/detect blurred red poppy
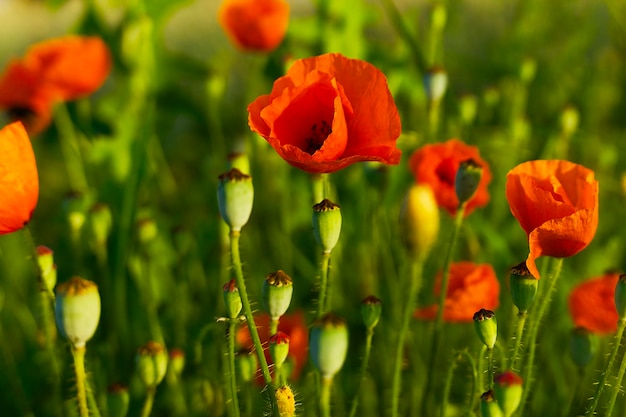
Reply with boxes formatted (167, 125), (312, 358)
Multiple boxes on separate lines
(236, 311), (308, 380)
(415, 262), (500, 322)
(248, 53), (402, 173)
(0, 122), (38, 235)
(218, 0), (289, 52)
(409, 139), (491, 217)
(0, 36), (111, 135)
(506, 160), (599, 278)
(568, 272), (619, 335)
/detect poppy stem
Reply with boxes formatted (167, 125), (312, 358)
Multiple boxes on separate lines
(518, 257), (563, 416)
(71, 346), (90, 417)
(390, 258), (424, 417)
(139, 387), (156, 417)
(509, 312), (528, 372)
(317, 251), (332, 318)
(585, 319), (626, 416)
(379, 0), (427, 73)
(348, 326), (375, 417)
(605, 331), (626, 416)
(53, 103), (89, 192)
(320, 376), (333, 417)
(229, 230), (279, 416)
(228, 318), (241, 417)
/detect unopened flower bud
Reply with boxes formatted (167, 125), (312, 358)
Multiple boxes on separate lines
(455, 159), (483, 206)
(616, 274), (626, 322)
(519, 57), (537, 83)
(459, 94), (478, 125)
(217, 169), (254, 232)
(270, 332), (290, 369)
(64, 191), (88, 235)
(236, 348), (258, 383)
(276, 385), (296, 417)
(136, 218), (158, 245)
(263, 270), (294, 320)
(312, 199), (342, 253)
(37, 246), (56, 295)
(430, 3), (447, 31)
(55, 277), (101, 348)
(88, 203), (112, 246)
(473, 309), (497, 349)
(136, 341), (168, 388)
(309, 313), (348, 380)
(361, 295), (382, 330)
(494, 370), (523, 417)
(570, 327), (598, 368)
(400, 184), (439, 259)
(223, 279), (242, 319)
(510, 262), (538, 314)
(106, 383), (130, 417)
(560, 105), (579, 137)
(169, 348), (185, 376)
(423, 66), (448, 103)
(480, 390), (503, 417)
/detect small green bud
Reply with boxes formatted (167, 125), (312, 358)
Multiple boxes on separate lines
(269, 331), (290, 369)
(228, 152), (250, 175)
(312, 199), (342, 254)
(519, 57), (537, 83)
(455, 159), (483, 206)
(494, 370), (523, 417)
(459, 94), (478, 125)
(361, 295), (382, 330)
(55, 277), (101, 348)
(136, 341), (168, 388)
(423, 66), (448, 103)
(570, 327), (598, 368)
(136, 218), (158, 245)
(473, 309), (497, 349)
(168, 348), (186, 376)
(430, 3), (447, 31)
(236, 348), (258, 383)
(171, 226), (194, 256)
(400, 184), (440, 259)
(37, 246), (57, 295)
(560, 105), (579, 137)
(223, 279), (242, 319)
(63, 191), (89, 235)
(106, 384), (130, 417)
(615, 274), (626, 322)
(309, 313), (348, 380)
(217, 169), (254, 232)
(510, 261), (538, 314)
(480, 390), (503, 417)
(263, 270), (294, 320)
(88, 203), (112, 246)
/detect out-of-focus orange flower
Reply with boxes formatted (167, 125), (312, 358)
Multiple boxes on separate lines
(506, 160), (599, 278)
(414, 262), (500, 322)
(409, 139), (491, 217)
(218, 0), (289, 52)
(248, 53), (402, 173)
(236, 311), (308, 380)
(0, 122), (38, 235)
(568, 272), (619, 335)
(0, 36), (111, 135)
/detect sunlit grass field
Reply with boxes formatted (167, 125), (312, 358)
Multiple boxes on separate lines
(1, 0), (626, 416)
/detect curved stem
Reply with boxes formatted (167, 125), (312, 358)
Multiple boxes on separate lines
(230, 231), (278, 415)
(317, 252), (332, 318)
(585, 319), (626, 416)
(509, 312), (528, 372)
(72, 346), (89, 417)
(348, 327), (374, 417)
(391, 259), (424, 417)
(139, 387), (156, 417)
(228, 320), (241, 417)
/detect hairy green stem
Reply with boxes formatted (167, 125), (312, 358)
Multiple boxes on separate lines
(509, 312), (528, 372)
(478, 345), (487, 391)
(487, 347), (494, 390)
(228, 320), (241, 417)
(606, 330), (626, 416)
(348, 327), (375, 417)
(72, 346), (89, 417)
(318, 252), (332, 318)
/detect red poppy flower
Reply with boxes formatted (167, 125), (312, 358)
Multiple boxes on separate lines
(568, 272), (619, 335)
(0, 122), (39, 235)
(218, 0), (289, 52)
(505, 160), (599, 278)
(409, 139), (491, 216)
(0, 36), (111, 135)
(414, 262), (500, 322)
(248, 53), (402, 173)
(236, 311), (308, 380)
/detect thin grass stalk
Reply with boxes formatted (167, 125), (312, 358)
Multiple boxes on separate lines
(348, 326), (375, 417)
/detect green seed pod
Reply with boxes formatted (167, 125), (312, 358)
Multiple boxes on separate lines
(37, 246), (56, 295)
(136, 341), (168, 388)
(55, 277), (101, 348)
(309, 313), (348, 380)
(361, 295), (382, 330)
(217, 169), (254, 232)
(169, 348), (186, 376)
(63, 191), (88, 236)
(136, 218), (158, 245)
(560, 105), (579, 137)
(423, 66), (448, 103)
(510, 261), (538, 314)
(455, 159), (483, 206)
(459, 94), (478, 125)
(269, 331), (290, 369)
(399, 184), (440, 260)
(494, 370), (523, 417)
(519, 57), (537, 83)
(473, 309), (497, 349)
(263, 270), (294, 320)
(569, 327), (598, 368)
(480, 390), (503, 417)
(106, 383), (130, 417)
(236, 348), (258, 383)
(312, 199), (342, 254)
(615, 274), (626, 322)
(88, 203), (112, 247)
(223, 279), (242, 319)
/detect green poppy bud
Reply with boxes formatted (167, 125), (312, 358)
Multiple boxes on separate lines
(270, 331), (290, 369)
(361, 295), (382, 330)
(55, 277), (101, 348)
(569, 327), (598, 368)
(88, 203), (112, 247)
(309, 313), (348, 380)
(615, 274), (626, 322)
(217, 168), (254, 233)
(519, 57), (537, 83)
(136, 218), (158, 245)
(136, 341), (168, 388)
(480, 390), (503, 417)
(423, 66), (448, 103)
(37, 246), (56, 295)
(473, 309), (497, 349)
(460, 94), (478, 125)
(494, 370), (523, 417)
(400, 184), (440, 260)
(236, 348), (258, 383)
(455, 159), (483, 206)
(510, 261), (538, 315)
(560, 105), (579, 137)
(263, 270), (294, 321)
(106, 384), (130, 417)
(312, 199), (342, 254)
(430, 3), (447, 31)
(169, 348), (186, 376)
(223, 279), (242, 319)
(63, 191), (88, 236)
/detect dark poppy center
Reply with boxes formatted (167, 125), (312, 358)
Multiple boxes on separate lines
(8, 106), (36, 120)
(435, 158), (456, 186)
(304, 120), (332, 155)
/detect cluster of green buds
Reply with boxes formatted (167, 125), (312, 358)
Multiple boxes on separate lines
(37, 245), (57, 296)
(106, 383), (130, 417)
(400, 184), (440, 260)
(312, 199), (342, 254)
(263, 270), (294, 323)
(136, 341), (168, 389)
(217, 168), (254, 233)
(473, 309), (497, 350)
(54, 276), (101, 349)
(509, 261), (538, 315)
(309, 313), (348, 381)
(455, 159), (483, 206)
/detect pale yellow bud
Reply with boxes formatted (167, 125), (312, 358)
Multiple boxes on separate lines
(400, 184), (440, 259)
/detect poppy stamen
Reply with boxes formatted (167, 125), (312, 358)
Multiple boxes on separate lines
(305, 120), (332, 155)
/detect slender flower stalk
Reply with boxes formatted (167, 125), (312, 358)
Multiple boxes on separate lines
(53, 103), (89, 192)
(139, 388), (156, 417)
(606, 330), (626, 417)
(72, 346), (90, 417)
(312, 199), (341, 318)
(509, 313), (527, 372)
(228, 319), (241, 417)
(348, 326), (374, 417)
(318, 252), (332, 317)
